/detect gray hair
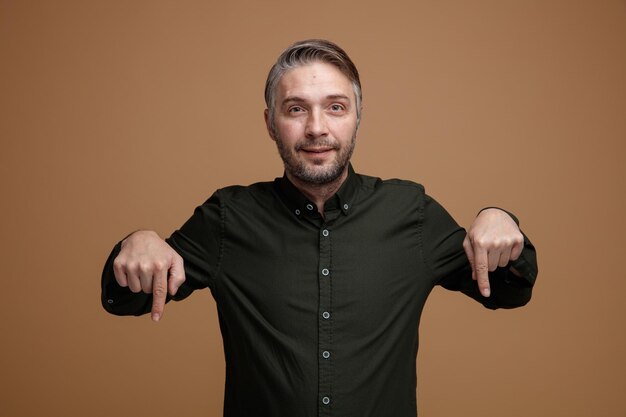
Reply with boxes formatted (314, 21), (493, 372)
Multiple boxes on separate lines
(264, 39), (362, 136)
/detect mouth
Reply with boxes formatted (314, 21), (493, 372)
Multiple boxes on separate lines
(301, 147), (335, 154)
(300, 148), (336, 162)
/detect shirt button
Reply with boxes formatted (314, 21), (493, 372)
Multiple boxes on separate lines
(322, 396), (331, 405)
(322, 229), (329, 237)
(322, 350), (330, 359)
(295, 209), (300, 215)
(107, 299), (114, 304)
(306, 203), (314, 211)
(322, 311), (330, 319)
(321, 268), (329, 276)
(343, 203), (349, 210)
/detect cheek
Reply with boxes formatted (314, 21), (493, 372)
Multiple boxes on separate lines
(331, 119), (358, 138)
(275, 120), (304, 142)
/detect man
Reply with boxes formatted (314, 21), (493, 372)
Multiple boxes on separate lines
(102, 39), (537, 417)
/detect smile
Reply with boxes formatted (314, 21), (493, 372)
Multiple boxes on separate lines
(301, 147), (335, 153)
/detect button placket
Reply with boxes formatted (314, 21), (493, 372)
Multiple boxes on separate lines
(318, 223), (333, 415)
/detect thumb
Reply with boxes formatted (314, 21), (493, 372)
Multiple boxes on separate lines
(168, 254), (186, 296)
(463, 235), (476, 281)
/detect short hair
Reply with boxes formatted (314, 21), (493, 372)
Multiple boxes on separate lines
(264, 39), (362, 135)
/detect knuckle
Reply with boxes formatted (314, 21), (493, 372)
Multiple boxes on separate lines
(474, 237), (488, 248)
(112, 263), (127, 284)
(126, 261), (139, 274)
(153, 284), (167, 298)
(171, 273), (185, 285)
(138, 261), (153, 274)
(112, 258), (124, 272)
(153, 260), (166, 272)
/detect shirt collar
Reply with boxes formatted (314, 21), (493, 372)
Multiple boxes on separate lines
(274, 164), (361, 218)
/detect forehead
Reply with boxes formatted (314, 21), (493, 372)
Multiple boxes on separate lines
(276, 62), (354, 102)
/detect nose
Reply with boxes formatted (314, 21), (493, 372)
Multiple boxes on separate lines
(305, 108), (329, 139)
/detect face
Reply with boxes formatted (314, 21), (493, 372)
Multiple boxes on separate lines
(265, 61), (360, 186)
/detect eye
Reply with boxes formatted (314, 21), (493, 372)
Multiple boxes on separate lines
(288, 106), (304, 113)
(330, 104), (345, 112)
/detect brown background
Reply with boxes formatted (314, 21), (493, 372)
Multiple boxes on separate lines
(1, 1), (625, 416)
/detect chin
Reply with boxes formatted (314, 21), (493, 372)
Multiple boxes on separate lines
(299, 165), (345, 184)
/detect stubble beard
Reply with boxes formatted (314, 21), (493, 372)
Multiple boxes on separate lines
(275, 133), (357, 185)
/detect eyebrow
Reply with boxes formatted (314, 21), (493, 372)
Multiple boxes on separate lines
(281, 94), (351, 106)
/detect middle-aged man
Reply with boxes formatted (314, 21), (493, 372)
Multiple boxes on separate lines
(102, 39), (538, 417)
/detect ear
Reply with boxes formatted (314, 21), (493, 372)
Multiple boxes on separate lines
(264, 109), (276, 141)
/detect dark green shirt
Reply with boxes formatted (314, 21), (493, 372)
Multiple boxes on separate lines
(102, 165), (537, 417)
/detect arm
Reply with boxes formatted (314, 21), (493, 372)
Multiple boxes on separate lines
(101, 192), (223, 320)
(462, 208), (531, 298)
(454, 216), (537, 309)
(422, 195), (538, 309)
(101, 231), (185, 321)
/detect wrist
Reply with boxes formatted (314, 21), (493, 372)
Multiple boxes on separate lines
(121, 230), (159, 247)
(477, 207), (519, 226)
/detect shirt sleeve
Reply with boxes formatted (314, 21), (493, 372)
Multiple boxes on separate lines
(101, 191), (223, 316)
(421, 194), (538, 310)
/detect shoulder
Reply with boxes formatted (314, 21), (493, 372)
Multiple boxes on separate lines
(356, 173), (460, 233)
(357, 172), (426, 199)
(350, 172), (434, 218)
(208, 180), (279, 209)
(357, 172), (424, 191)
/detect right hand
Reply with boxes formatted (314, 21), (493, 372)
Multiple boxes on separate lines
(112, 230), (185, 322)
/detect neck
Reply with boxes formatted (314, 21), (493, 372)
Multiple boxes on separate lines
(287, 167), (349, 217)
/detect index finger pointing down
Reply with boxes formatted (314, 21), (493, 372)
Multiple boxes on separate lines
(151, 267), (168, 322)
(473, 245), (491, 298)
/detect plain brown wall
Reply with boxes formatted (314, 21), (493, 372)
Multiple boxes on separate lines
(1, 1), (625, 416)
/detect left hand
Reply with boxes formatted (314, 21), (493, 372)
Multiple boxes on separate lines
(463, 208), (524, 297)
